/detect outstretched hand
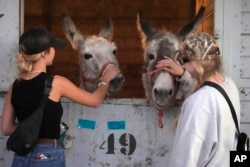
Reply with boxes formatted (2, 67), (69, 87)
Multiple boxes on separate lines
(155, 56), (184, 76)
(101, 65), (120, 83)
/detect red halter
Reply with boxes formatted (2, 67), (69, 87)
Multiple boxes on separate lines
(82, 61), (116, 87)
(147, 68), (165, 128)
(147, 67), (179, 128)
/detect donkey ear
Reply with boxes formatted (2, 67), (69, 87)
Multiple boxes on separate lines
(61, 13), (84, 50)
(99, 18), (113, 40)
(175, 6), (206, 41)
(136, 9), (157, 41)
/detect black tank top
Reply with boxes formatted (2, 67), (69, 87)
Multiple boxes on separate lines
(11, 72), (63, 139)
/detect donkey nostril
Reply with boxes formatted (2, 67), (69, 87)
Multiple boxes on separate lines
(154, 88), (173, 97)
(117, 75), (124, 83)
(154, 88), (159, 96)
(110, 74), (125, 85)
(169, 89), (173, 95)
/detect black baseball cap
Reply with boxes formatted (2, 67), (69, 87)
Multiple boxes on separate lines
(19, 27), (67, 55)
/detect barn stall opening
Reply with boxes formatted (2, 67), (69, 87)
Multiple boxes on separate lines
(1, 0), (249, 167)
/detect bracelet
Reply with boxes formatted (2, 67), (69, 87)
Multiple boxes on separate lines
(98, 81), (107, 87)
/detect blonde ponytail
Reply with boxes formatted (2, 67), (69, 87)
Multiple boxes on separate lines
(16, 53), (42, 78)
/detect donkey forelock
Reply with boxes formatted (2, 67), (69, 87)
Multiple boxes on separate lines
(145, 32), (179, 70)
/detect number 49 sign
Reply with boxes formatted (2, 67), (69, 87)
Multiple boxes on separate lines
(100, 133), (136, 155)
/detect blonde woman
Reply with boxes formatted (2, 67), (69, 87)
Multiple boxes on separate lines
(1, 27), (120, 167)
(158, 32), (240, 166)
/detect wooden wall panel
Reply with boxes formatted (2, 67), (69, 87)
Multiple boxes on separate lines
(24, 0), (197, 98)
(25, 0), (195, 18)
(196, 0), (214, 35)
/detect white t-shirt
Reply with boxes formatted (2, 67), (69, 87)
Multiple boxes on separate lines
(170, 77), (240, 167)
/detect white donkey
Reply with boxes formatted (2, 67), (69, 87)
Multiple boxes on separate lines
(61, 14), (125, 96)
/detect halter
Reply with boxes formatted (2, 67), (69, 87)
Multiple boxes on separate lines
(147, 67), (165, 128)
(147, 66), (179, 128)
(82, 61), (116, 88)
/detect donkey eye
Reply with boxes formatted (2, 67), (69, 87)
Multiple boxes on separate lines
(148, 54), (155, 60)
(84, 53), (92, 59)
(69, 32), (74, 39)
(113, 49), (117, 55)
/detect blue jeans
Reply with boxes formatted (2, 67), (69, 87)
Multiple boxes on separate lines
(11, 145), (65, 167)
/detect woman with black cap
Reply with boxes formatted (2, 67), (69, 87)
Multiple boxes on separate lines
(1, 27), (120, 167)
(157, 32), (240, 166)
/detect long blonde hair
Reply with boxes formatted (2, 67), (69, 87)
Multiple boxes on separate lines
(191, 54), (223, 91)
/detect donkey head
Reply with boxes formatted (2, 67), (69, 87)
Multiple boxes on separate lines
(61, 14), (125, 96)
(137, 7), (205, 111)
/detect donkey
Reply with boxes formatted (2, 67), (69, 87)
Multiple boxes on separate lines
(61, 14), (125, 96)
(136, 7), (205, 128)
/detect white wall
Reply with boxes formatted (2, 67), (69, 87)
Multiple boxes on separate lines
(62, 98), (178, 167)
(238, 0), (250, 134)
(0, 0), (21, 92)
(0, 0), (22, 166)
(1, 97), (179, 167)
(215, 0), (250, 133)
